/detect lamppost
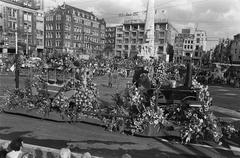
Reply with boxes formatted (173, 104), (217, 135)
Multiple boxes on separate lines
(15, 28), (19, 89)
(184, 53), (193, 88)
(26, 24), (29, 57)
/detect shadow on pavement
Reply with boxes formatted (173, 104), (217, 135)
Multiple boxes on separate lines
(0, 127), (213, 158)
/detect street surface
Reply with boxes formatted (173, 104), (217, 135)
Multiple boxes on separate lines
(209, 86), (240, 112)
(0, 113), (239, 158)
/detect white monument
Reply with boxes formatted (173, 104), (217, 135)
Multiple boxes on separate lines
(139, 0), (157, 60)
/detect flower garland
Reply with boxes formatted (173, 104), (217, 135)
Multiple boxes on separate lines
(180, 79), (222, 144)
(50, 77), (99, 121)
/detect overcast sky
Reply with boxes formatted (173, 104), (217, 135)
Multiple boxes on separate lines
(45, 0), (240, 50)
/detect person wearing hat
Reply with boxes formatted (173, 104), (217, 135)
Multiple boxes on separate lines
(132, 66), (149, 88)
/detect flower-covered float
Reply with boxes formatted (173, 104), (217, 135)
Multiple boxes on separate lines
(2, 57), (239, 145)
(101, 61), (239, 144)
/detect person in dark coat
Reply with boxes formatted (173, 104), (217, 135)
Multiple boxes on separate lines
(132, 66), (148, 88)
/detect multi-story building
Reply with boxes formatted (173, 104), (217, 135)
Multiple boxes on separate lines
(183, 34), (195, 57)
(212, 38), (232, 63)
(115, 25), (124, 57)
(0, 0), (44, 60)
(44, 3), (106, 59)
(105, 26), (116, 58)
(174, 28), (207, 65)
(230, 34), (240, 64)
(174, 28), (195, 63)
(108, 18), (178, 59)
(193, 30), (207, 65)
(121, 18), (178, 59)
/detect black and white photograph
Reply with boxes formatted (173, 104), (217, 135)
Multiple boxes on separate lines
(0, 0), (240, 157)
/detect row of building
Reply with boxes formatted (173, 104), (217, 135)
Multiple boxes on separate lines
(212, 34), (240, 64)
(0, 0), (207, 65)
(231, 34), (240, 63)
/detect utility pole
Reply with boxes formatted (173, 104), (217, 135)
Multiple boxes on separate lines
(184, 56), (192, 88)
(15, 30), (19, 89)
(26, 24), (29, 57)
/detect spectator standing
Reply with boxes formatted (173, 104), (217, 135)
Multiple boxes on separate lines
(82, 152), (91, 158)
(59, 148), (71, 158)
(6, 137), (24, 158)
(112, 69), (119, 88)
(108, 70), (112, 88)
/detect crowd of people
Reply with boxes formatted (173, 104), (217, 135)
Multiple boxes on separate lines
(0, 137), (132, 158)
(195, 66), (240, 88)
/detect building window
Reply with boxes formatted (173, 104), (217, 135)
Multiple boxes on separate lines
(56, 14), (61, 20)
(101, 25), (105, 30)
(83, 28), (91, 34)
(65, 24), (71, 31)
(124, 32), (129, 37)
(65, 33), (71, 39)
(92, 22), (99, 28)
(160, 32), (164, 37)
(117, 27), (122, 32)
(124, 45), (128, 50)
(184, 45), (187, 49)
(74, 26), (81, 32)
(46, 32), (53, 38)
(8, 21), (16, 30)
(190, 45), (193, 49)
(117, 34), (122, 38)
(160, 39), (164, 44)
(196, 38), (200, 43)
(7, 8), (17, 18)
(117, 45), (122, 49)
(46, 15), (53, 21)
(56, 24), (61, 30)
(84, 20), (91, 26)
(64, 41), (71, 47)
(37, 30), (43, 36)
(196, 45), (199, 50)
(139, 32), (144, 37)
(74, 35), (81, 40)
(195, 52), (198, 57)
(46, 24), (53, 30)
(131, 45), (136, 50)
(56, 32), (61, 38)
(66, 15), (71, 22)
(131, 39), (136, 44)
(235, 49), (237, 54)
(117, 39), (122, 44)
(56, 41), (61, 47)
(46, 40), (52, 47)
(24, 12), (32, 22)
(37, 39), (43, 46)
(132, 32), (137, 37)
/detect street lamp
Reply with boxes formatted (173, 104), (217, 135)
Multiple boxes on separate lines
(15, 27), (19, 89)
(26, 24), (29, 57)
